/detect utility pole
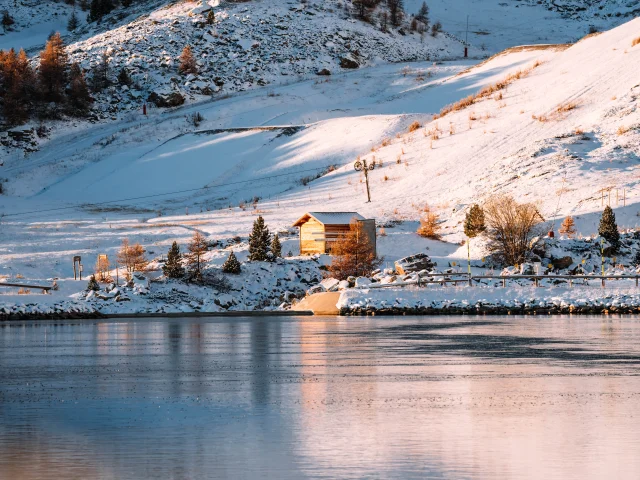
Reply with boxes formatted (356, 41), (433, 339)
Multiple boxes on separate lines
(464, 15), (469, 58)
(354, 158), (376, 203)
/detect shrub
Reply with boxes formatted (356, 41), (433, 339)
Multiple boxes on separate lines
(87, 275), (100, 291)
(416, 204), (441, 239)
(484, 195), (544, 266)
(222, 251), (241, 274)
(408, 121), (421, 132)
(598, 206), (620, 253)
(464, 204), (486, 238)
(328, 221), (381, 280)
(632, 37), (640, 47)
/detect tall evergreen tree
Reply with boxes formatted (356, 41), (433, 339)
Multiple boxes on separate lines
(91, 52), (110, 91)
(38, 32), (69, 102)
(598, 205), (620, 253)
(67, 10), (79, 31)
(186, 231), (209, 281)
(271, 233), (282, 259)
(1, 11), (14, 31)
(248, 216), (271, 261)
(68, 62), (91, 112)
(464, 204), (486, 238)
(163, 241), (185, 278)
(222, 251), (241, 274)
(415, 1), (429, 24)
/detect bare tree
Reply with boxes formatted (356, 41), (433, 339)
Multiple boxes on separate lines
(483, 195), (545, 266)
(328, 221), (381, 280)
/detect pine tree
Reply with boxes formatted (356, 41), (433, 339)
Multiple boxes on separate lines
(178, 45), (197, 75)
(464, 204), (486, 238)
(558, 216), (577, 237)
(68, 62), (91, 112)
(79, 0), (89, 11)
(271, 233), (282, 259)
(222, 251), (241, 274)
(87, 275), (100, 291)
(598, 206), (620, 253)
(633, 249), (640, 267)
(91, 52), (110, 91)
(67, 10), (79, 31)
(206, 9), (215, 25)
(117, 67), (131, 85)
(38, 32), (69, 102)
(163, 241), (185, 278)
(1, 11), (14, 31)
(431, 20), (442, 36)
(248, 216), (271, 261)
(328, 221), (381, 280)
(186, 231), (209, 281)
(415, 1), (429, 24)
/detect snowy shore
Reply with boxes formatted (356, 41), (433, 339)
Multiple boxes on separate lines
(337, 285), (640, 316)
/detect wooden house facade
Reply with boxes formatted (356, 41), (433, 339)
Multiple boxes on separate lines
(292, 212), (376, 255)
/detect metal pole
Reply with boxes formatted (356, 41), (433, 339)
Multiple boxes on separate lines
(601, 238), (605, 287)
(364, 168), (371, 203)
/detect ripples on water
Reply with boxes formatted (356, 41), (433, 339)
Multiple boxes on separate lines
(0, 315), (639, 479)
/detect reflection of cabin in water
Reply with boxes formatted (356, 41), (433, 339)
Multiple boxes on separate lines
(292, 212), (376, 255)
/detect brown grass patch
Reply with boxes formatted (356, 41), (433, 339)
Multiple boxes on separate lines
(617, 125), (630, 135)
(632, 36), (640, 47)
(408, 121), (422, 132)
(556, 101), (578, 113)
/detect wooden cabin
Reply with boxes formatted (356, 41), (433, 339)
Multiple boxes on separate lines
(292, 212), (376, 255)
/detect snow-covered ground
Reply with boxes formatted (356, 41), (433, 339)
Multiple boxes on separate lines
(0, 11), (638, 315)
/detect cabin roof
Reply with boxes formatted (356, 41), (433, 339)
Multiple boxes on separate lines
(292, 211), (365, 227)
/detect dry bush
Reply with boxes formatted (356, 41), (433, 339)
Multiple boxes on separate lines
(632, 36), (640, 47)
(449, 123), (456, 135)
(378, 226), (387, 237)
(532, 114), (548, 122)
(574, 127), (584, 135)
(556, 101), (578, 113)
(381, 137), (391, 147)
(396, 155), (401, 164)
(494, 92), (503, 101)
(617, 125), (630, 135)
(328, 221), (381, 280)
(483, 195), (545, 266)
(383, 175), (389, 181)
(17, 288), (31, 295)
(416, 204), (441, 239)
(408, 121), (421, 132)
(468, 112), (478, 121)
(558, 216), (577, 237)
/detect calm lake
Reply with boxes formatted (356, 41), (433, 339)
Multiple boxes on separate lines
(1, 315), (639, 479)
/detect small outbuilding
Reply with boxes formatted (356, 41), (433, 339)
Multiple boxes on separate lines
(292, 212), (376, 255)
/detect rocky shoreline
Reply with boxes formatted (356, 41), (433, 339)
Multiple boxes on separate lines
(340, 305), (640, 316)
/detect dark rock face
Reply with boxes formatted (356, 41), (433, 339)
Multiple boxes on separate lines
(552, 256), (573, 269)
(147, 92), (185, 108)
(339, 57), (359, 69)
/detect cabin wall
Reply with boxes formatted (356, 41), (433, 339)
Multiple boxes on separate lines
(300, 218), (325, 254)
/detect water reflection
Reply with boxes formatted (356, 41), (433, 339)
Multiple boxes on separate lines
(0, 316), (639, 479)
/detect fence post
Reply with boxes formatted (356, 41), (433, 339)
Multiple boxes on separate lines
(502, 277), (506, 288)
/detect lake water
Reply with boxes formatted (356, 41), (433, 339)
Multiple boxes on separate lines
(1, 315), (639, 479)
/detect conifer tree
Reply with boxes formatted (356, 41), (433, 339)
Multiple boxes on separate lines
(186, 231), (209, 281)
(271, 233), (282, 259)
(87, 275), (100, 291)
(117, 67), (131, 85)
(68, 62), (91, 112)
(38, 32), (69, 102)
(79, 0), (89, 11)
(178, 45), (197, 75)
(67, 10), (79, 31)
(206, 9), (215, 25)
(122, 0), (132, 7)
(633, 249), (640, 267)
(91, 52), (110, 91)
(248, 216), (271, 261)
(1, 11), (14, 31)
(464, 204), (486, 238)
(415, 1), (429, 24)
(222, 251), (241, 274)
(163, 241), (185, 278)
(598, 206), (620, 253)
(558, 216), (577, 238)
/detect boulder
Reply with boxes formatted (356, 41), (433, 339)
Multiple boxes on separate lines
(147, 91), (185, 108)
(395, 253), (435, 275)
(317, 68), (331, 75)
(339, 57), (359, 69)
(354, 277), (371, 288)
(551, 256), (573, 269)
(320, 277), (340, 292)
